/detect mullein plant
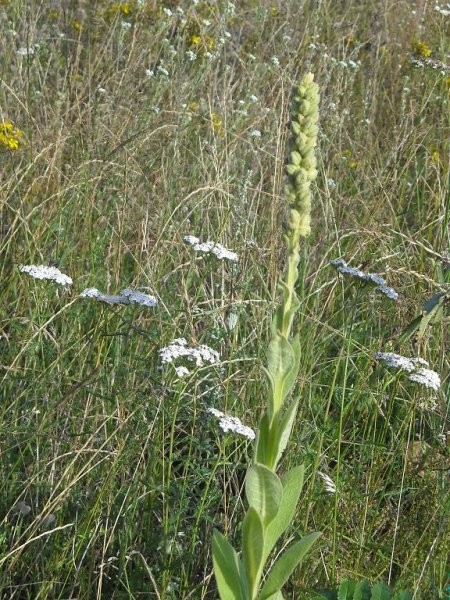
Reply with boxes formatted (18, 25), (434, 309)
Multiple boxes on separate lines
(212, 73), (321, 600)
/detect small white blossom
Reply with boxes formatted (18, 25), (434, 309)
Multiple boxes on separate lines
(330, 258), (398, 300)
(162, 7), (173, 16)
(159, 338), (219, 367)
(250, 129), (262, 138)
(19, 265), (73, 286)
(318, 471), (336, 494)
(80, 288), (157, 307)
(207, 408), (255, 440)
(184, 235), (238, 262)
(407, 368), (441, 391)
(186, 50), (197, 61)
(326, 178), (336, 189)
(249, 94), (258, 102)
(157, 65), (169, 77)
(175, 366), (190, 378)
(145, 69), (154, 78)
(374, 352), (441, 391)
(271, 55), (280, 67)
(17, 46), (35, 56)
(435, 4), (450, 15)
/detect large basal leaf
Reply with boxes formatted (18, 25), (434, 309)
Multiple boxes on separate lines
(258, 532), (321, 599)
(264, 465), (305, 561)
(353, 579), (371, 600)
(242, 508), (265, 596)
(392, 590), (413, 600)
(246, 463), (283, 526)
(212, 530), (245, 600)
(337, 579), (355, 600)
(371, 583), (392, 600)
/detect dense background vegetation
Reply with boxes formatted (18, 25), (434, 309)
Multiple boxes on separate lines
(0, 0), (448, 598)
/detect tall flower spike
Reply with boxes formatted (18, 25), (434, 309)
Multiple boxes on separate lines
(285, 73), (320, 240)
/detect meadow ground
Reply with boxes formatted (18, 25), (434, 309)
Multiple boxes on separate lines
(0, 1), (449, 598)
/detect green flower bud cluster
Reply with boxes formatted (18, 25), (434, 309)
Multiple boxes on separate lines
(285, 73), (320, 238)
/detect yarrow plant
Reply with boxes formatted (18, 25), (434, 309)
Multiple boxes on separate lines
(374, 352), (441, 391)
(80, 287), (158, 307)
(19, 264), (72, 286)
(184, 235), (238, 262)
(212, 73), (321, 600)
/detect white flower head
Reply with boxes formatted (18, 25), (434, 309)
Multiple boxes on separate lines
(175, 366), (190, 378)
(207, 408), (255, 440)
(330, 258), (398, 300)
(80, 287), (157, 307)
(159, 338), (219, 367)
(17, 46), (35, 56)
(374, 352), (441, 391)
(19, 265), (73, 286)
(184, 235), (238, 262)
(318, 471), (336, 494)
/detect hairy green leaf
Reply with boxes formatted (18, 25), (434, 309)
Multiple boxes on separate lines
(338, 579), (355, 600)
(371, 583), (392, 600)
(353, 579), (371, 600)
(273, 398), (299, 469)
(259, 532), (321, 599)
(212, 530), (245, 600)
(242, 508), (265, 596)
(246, 463), (283, 526)
(264, 465), (305, 561)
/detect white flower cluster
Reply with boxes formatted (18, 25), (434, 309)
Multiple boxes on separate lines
(330, 258), (398, 300)
(80, 287), (157, 308)
(374, 352), (441, 391)
(411, 56), (450, 75)
(318, 471), (336, 494)
(19, 264), (73, 286)
(434, 3), (450, 16)
(183, 235), (238, 262)
(159, 338), (219, 367)
(207, 408), (255, 440)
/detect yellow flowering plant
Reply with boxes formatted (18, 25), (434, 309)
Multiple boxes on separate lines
(0, 120), (23, 151)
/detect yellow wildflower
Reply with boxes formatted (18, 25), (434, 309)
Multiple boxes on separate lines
(0, 120), (23, 151)
(210, 112), (224, 136)
(413, 41), (432, 58)
(71, 19), (82, 31)
(190, 34), (215, 53)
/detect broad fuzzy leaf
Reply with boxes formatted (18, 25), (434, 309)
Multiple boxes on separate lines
(259, 532), (321, 599)
(371, 583), (392, 600)
(353, 579), (371, 600)
(273, 398), (299, 469)
(338, 579), (355, 600)
(264, 465), (305, 561)
(212, 530), (245, 600)
(246, 464), (283, 525)
(242, 508), (265, 596)
(392, 591), (413, 600)
(266, 335), (295, 414)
